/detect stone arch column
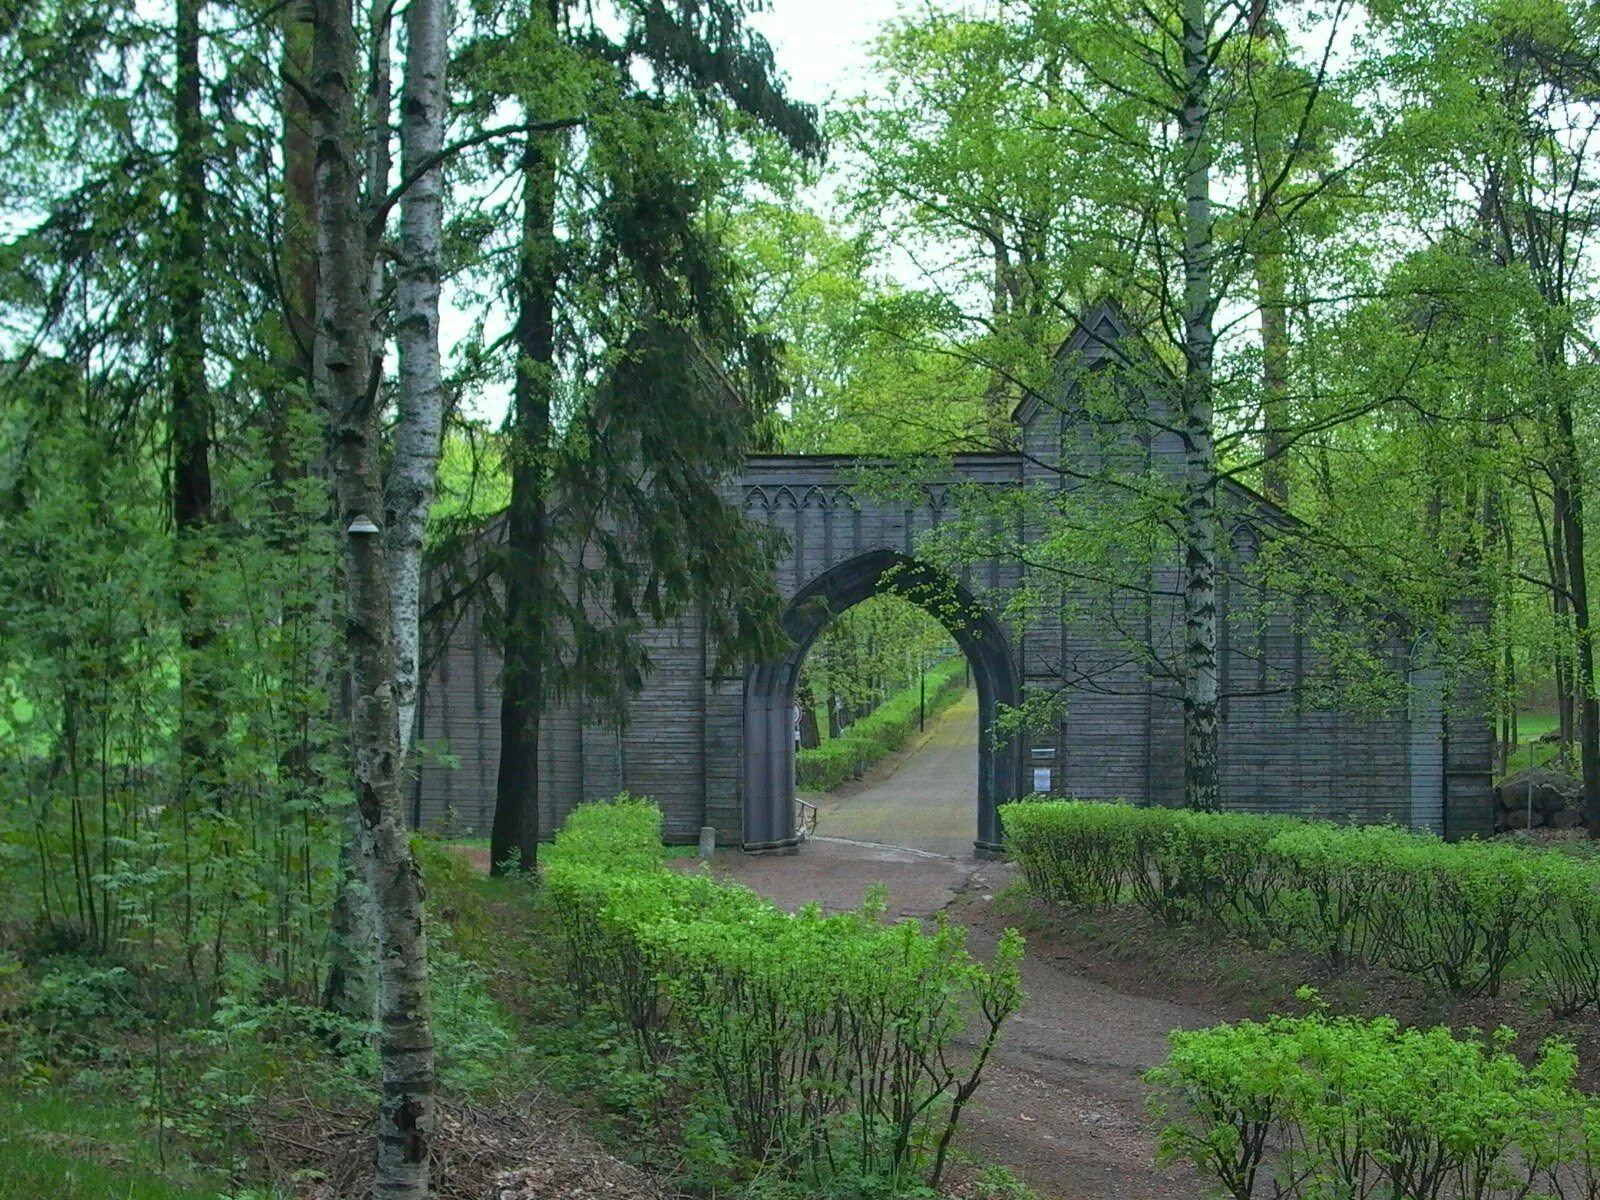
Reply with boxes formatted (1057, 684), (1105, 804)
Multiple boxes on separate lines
(742, 549), (1023, 855)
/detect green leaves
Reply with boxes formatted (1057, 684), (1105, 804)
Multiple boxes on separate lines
(1149, 1010), (1592, 1199)
(543, 796), (1026, 1189)
(1004, 799), (1600, 1008)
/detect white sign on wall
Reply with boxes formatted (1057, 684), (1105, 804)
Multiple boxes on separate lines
(1032, 767), (1051, 794)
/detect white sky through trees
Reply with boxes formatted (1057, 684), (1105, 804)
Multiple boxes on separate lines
(748, 0), (902, 107)
(451, 0), (902, 423)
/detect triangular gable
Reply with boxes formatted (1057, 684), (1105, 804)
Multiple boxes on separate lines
(1013, 297), (1134, 426)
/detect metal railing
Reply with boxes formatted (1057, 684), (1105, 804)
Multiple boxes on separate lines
(795, 798), (819, 841)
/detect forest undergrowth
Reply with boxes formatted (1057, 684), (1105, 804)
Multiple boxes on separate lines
(0, 823), (1041, 1200)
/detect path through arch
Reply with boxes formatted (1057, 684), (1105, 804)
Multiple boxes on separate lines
(813, 686), (980, 857)
(741, 549), (1023, 855)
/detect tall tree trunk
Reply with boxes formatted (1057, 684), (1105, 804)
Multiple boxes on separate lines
(1254, 215), (1290, 503)
(1552, 385), (1600, 830)
(386, 0), (449, 760)
(365, 0), (393, 323)
(173, 0), (210, 551)
(308, 0), (435, 1192)
(1550, 489), (1577, 759)
(795, 677), (821, 750)
(171, 0), (218, 980)
(1248, 0), (1290, 505)
(492, 75), (561, 877)
(279, 3), (318, 385)
(983, 230), (1012, 438)
(277, 3), (370, 1019)
(1498, 510), (1516, 775)
(1179, 0), (1221, 811)
(1527, 476), (1574, 758)
(325, 0), (397, 1023)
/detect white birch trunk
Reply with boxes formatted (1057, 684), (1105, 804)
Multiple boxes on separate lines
(323, 0), (393, 1030)
(1179, 0), (1222, 811)
(386, 0), (449, 760)
(309, 0), (436, 1194)
(366, 0), (392, 324)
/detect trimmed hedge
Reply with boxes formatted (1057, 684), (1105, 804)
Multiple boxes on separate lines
(544, 797), (1025, 1190)
(1003, 799), (1600, 1009)
(796, 657), (967, 791)
(1150, 1009), (1600, 1200)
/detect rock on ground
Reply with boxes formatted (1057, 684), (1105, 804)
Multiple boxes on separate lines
(1496, 766), (1582, 831)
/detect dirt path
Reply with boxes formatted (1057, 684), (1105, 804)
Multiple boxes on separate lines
(450, 690), (1217, 1197)
(702, 695), (1217, 1196)
(695, 837), (1218, 1200)
(807, 687), (980, 857)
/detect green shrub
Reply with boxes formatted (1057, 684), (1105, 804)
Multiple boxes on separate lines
(1003, 801), (1293, 927)
(794, 739), (859, 791)
(1003, 798), (1148, 906)
(796, 658), (966, 791)
(1002, 799), (1600, 1009)
(544, 797), (1025, 1191)
(1148, 1008), (1598, 1200)
(1527, 853), (1600, 1015)
(1264, 821), (1418, 970)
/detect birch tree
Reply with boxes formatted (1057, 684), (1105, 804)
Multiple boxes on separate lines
(1177, 0), (1222, 810)
(848, 0), (1377, 810)
(307, 0), (436, 1190)
(386, 0), (450, 758)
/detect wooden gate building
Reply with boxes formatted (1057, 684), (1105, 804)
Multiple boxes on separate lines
(413, 303), (1494, 853)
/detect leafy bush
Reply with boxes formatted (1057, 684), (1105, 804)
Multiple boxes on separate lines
(1527, 853), (1600, 1015)
(1148, 1006), (1600, 1200)
(544, 797), (1025, 1191)
(1003, 799), (1600, 1008)
(796, 658), (967, 791)
(1004, 801), (1292, 927)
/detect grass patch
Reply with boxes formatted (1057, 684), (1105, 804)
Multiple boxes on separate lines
(1491, 711), (1574, 780)
(1518, 711), (1558, 742)
(1502, 739), (1566, 775)
(0, 1087), (233, 1200)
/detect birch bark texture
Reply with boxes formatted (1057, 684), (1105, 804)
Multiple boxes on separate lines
(1179, 0), (1222, 811)
(308, 0), (437, 1193)
(387, 0), (450, 758)
(365, 0), (393, 338)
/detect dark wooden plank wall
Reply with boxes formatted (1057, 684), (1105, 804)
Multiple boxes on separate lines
(1003, 306), (1460, 831)
(411, 471), (1469, 843)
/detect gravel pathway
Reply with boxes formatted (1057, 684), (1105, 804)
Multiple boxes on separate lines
(809, 687), (981, 857)
(693, 697), (1221, 1199)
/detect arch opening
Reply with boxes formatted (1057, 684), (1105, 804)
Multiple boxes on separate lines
(742, 549), (1023, 855)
